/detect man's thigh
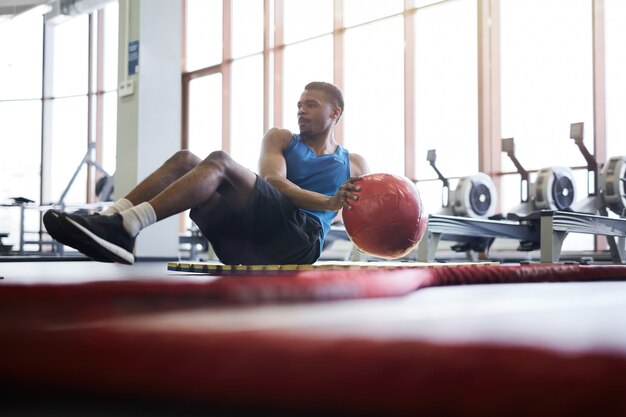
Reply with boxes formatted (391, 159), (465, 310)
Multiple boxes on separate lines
(194, 177), (321, 264)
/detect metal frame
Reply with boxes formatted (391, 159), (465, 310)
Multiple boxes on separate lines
(540, 210), (626, 263)
(416, 211), (626, 264)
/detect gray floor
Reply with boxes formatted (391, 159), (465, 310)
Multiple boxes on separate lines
(0, 259), (180, 282)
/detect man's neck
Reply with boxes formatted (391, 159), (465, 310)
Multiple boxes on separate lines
(300, 131), (337, 156)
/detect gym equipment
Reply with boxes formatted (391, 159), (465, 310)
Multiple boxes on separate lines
(420, 150), (502, 260)
(0, 232), (11, 255)
(565, 122), (626, 217)
(58, 141), (113, 206)
(427, 149), (497, 218)
(0, 197), (49, 255)
(418, 125), (626, 264)
(503, 123), (626, 263)
(539, 210), (626, 263)
(503, 137), (576, 219)
(416, 213), (540, 262)
(342, 173), (428, 259)
(568, 122), (600, 214)
(533, 166), (576, 210)
(599, 155), (626, 216)
(95, 175), (115, 202)
(538, 122), (625, 217)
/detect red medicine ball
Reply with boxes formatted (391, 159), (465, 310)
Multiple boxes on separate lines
(343, 173), (428, 259)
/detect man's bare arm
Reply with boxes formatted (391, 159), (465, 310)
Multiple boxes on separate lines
(349, 153), (370, 177)
(333, 152), (371, 223)
(259, 128), (355, 211)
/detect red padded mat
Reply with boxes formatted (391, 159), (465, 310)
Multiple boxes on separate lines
(1, 264), (626, 416)
(2, 264), (626, 323)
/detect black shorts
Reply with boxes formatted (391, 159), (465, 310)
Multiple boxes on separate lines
(190, 176), (322, 265)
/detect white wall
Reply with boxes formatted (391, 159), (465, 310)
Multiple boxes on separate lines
(116, 0), (182, 259)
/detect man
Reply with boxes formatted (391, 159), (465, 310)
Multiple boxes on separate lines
(44, 81), (369, 265)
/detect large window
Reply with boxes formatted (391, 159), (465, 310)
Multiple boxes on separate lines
(500, 0), (594, 250)
(343, 0), (403, 27)
(283, 0), (333, 44)
(343, 16), (405, 175)
(185, 0), (222, 71)
(0, 12), (44, 250)
(188, 74), (223, 157)
(231, 55), (264, 171)
(46, 97), (89, 203)
(0, 13), (43, 100)
(413, 0), (478, 213)
(500, 0), (594, 172)
(45, 15), (90, 204)
(176, 0), (621, 257)
(0, 3), (118, 252)
(184, 0), (480, 182)
(232, 0), (263, 59)
(282, 36), (333, 132)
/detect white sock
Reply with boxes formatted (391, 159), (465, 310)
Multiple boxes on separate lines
(120, 202), (157, 238)
(100, 198), (134, 216)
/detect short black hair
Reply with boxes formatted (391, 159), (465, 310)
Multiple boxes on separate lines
(304, 81), (344, 120)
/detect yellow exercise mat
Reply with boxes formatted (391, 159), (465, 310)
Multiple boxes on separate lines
(167, 260), (499, 274)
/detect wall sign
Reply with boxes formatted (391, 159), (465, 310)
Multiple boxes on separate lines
(128, 40), (139, 76)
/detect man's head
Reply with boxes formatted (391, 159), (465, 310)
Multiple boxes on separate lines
(297, 82), (344, 136)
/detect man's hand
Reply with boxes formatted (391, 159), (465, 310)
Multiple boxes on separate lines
(327, 177), (363, 211)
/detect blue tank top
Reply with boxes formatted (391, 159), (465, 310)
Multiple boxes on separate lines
(285, 134), (351, 252)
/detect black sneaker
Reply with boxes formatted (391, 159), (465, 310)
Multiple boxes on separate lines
(43, 209), (71, 246)
(43, 209), (112, 262)
(59, 212), (135, 265)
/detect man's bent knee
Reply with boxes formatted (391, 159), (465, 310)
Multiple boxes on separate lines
(204, 150), (231, 164)
(170, 150), (202, 171)
(200, 150), (237, 173)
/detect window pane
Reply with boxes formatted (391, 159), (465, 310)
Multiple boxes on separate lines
(49, 15), (89, 97)
(416, 180), (448, 221)
(344, 17), (404, 176)
(499, 173), (525, 219)
(284, 0), (333, 44)
(188, 74), (222, 157)
(0, 100), (42, 203)
(47, 96), (89, 204)
(0, 13), (43, 99)
(500, 0), (593, 172)
(232, 0), (263, 58)
(231, 55), (264, 172)
(343, 0), (403, 27)
(185, 0), (222, 71)
(102, 2), (120, 91)
(0, 100), (43, 251)
(605, 0), (626, 157)
(283, 36), (333, 132)
(414, 0), (478, 180)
